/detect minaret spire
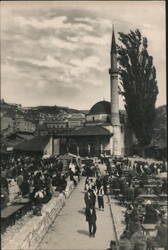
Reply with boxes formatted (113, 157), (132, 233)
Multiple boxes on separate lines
(109, 24), (121, 156)
(109, 24), (120, 126)
(110, 25), (118, 73)
(111, 24), (116, 54)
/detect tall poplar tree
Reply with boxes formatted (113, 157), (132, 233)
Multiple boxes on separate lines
(117, 29), (158, 147)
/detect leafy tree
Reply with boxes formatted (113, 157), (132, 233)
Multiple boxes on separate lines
(117, 29), (158, 147)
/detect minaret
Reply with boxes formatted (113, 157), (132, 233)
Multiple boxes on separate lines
(109, 26), (121, 156)
(109, 26), (120, 126)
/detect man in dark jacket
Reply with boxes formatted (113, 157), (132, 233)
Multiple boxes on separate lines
(85, 205), (97, 237)
(95, 176), (102, 191)
(84, 188), (96, 208)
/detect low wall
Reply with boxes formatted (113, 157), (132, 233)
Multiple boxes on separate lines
(108, 197), (126, 242)
(3, 180), (75, 250)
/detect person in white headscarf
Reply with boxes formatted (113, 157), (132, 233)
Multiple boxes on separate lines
(97, 185), (104, 211)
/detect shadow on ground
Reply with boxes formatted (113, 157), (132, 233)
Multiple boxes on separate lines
(57, 213), (69, 217)
(78, 209), (85, 214)
(77, 230), (89, 236)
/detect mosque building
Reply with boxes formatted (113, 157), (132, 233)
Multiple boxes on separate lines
(52, 28), (132, 157)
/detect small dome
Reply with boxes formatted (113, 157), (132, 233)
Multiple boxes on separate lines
(89, 101), (111, 115)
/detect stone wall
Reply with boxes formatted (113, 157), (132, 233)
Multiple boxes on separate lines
(108, 197), (126, 242)
(3, 180), (75, 250)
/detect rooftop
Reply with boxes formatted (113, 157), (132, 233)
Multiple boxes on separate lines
(53, 125), (112, 137)
(14, 135), (51, 152)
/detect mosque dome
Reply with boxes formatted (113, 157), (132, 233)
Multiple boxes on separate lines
(89, 101), (111, 115)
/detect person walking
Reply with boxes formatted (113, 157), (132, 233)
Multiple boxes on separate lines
(103, 176), (108, 195)
(88, 178), (95, 191)
(95, 176), (102, 191)
(97, 185), (104, 211)
(84, 177), (90, 191)
(85, 205), (97, 237)
(69, 169), (77, 187)
(84, 188), (96, 208)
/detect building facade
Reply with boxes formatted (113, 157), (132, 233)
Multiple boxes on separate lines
(45, 120), (68, 129)
(1, 116), (14, 131)
(14, 116), (36, 133)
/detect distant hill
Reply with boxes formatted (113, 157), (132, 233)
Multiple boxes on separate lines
(31, 106), (90, 115)
(1, 101), (86, 118)
(31, 105), (81, 115)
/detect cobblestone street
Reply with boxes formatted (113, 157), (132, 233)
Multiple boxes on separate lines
(38, 177), (115, 250)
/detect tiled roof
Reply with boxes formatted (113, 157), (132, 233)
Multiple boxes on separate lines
(14, 135), (51, 152)
(72, 126), (112, 136)
(54, 126), (112, 137)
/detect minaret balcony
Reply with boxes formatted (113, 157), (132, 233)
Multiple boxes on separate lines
(109, 68), (118, 75)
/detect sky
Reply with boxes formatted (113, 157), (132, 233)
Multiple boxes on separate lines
(1, 1), (166, 110)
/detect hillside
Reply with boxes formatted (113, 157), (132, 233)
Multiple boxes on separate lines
(32, 105), (82, 114)
(1, 101), (83, 117)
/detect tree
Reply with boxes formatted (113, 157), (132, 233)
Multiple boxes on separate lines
(117, 29), (158, 147)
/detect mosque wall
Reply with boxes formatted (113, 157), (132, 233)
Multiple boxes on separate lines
(53, 138), (60, 155)
(58, 136), (112, 157)
(43, 137), (53, 156)
(86, 114), (110, 122)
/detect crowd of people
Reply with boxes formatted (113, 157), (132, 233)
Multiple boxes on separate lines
(1, 153), (167, 249)
(1, 154), (80, 215)
(109, 160), (167, 202)
(105, 158), (167, 250)
(80, 156), (167, 245)
(80, 156), (167, 249)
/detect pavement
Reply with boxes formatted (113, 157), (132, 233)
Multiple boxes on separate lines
(38, 177), (116, 250)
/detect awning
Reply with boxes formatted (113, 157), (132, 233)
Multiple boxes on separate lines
(14, 135), (51, 152)
(57, 153), (81, 160)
